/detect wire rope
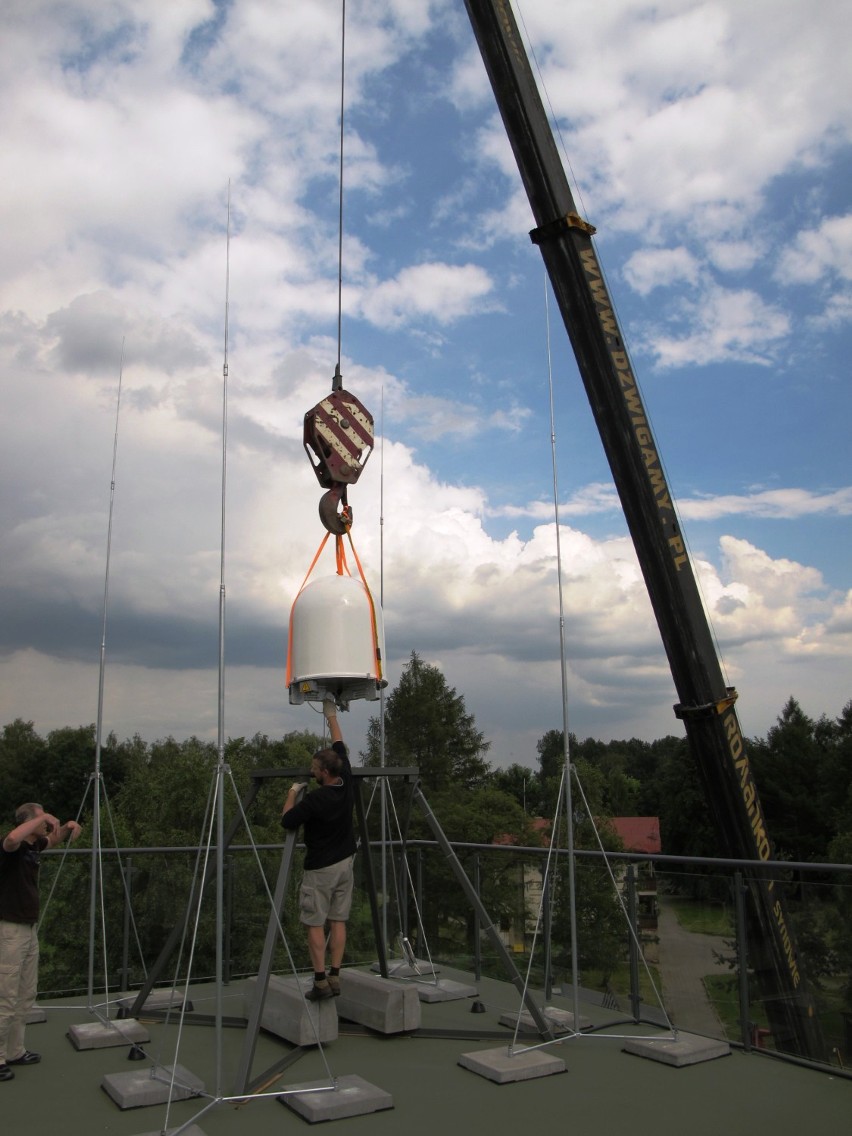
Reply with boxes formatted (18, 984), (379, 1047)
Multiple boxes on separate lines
(334, 0), (346, 380)
(382, 780), (439, 980)
(504, 272), (578, 1049)
(100, 786), (149, 983)
(160, 771), (222, 1134)
(505, 267), (675, 1054)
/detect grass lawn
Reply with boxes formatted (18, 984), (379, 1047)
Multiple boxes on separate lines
(670, 898), (733, 937)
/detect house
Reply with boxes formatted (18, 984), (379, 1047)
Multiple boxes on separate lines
(492, 816), (661, 950)
(608, 816), (661, 934)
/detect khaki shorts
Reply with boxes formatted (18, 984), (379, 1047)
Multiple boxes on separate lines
(299, 857), (354, 926)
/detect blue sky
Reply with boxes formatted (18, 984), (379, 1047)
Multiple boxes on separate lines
(1, 0), (850, 769)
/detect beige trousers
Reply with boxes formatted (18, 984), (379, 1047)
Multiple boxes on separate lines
(0, 920), (39, 1063)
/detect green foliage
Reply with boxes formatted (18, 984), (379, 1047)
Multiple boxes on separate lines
(491, 762), (538, 813)
(0, 719), (47, 816)
(536, 729), (564, 784)
(748, 697), (852, 865)
(670, 899), (733, 937)
(2, 683), (850, 999)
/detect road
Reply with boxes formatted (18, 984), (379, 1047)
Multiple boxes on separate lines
(654, 895), (732, 1039)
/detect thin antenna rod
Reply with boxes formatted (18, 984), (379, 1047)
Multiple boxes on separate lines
(88, 337), (125, 1009)
(379, 387), (387, 954)
(543, 274), (580, 1026)
(333, 0), (346, 387)
(214, 180), (232, 1095)
(218, 182), (231, 756)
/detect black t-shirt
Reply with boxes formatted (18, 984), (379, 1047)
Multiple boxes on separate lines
(281, 741), (356, 870)
(0, 835), (48, 923)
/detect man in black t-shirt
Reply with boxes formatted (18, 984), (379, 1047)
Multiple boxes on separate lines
(0, 803), (82, 1081)
(281, 700), (356, 1001)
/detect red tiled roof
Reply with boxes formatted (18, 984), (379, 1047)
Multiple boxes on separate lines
(493, 817), (552, 846)
(494, 816), (660, 854)
(608, 816), (661, 854)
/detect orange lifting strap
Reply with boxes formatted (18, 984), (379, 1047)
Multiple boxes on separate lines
(285, 531), (383, 688)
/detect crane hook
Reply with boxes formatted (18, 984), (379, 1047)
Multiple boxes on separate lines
(319, 485), (352, 535)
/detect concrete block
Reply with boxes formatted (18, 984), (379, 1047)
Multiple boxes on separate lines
(336, 969), (421, 1034)
(623, 1031), (731, 1067)
(458, 1045), (567, 1084)
(245, 974), (337, 1047)
(25, 1005), (46, 1024)
(372, 958), (436, 979)
(68, 1018), (150, 1050)
(101, 1063), (205, 1109)
(115, 989), (192, 1017)
(499, 1005), (592, 1033)
(279, 1073), (393, 1122)
(413, 977), (477, 1003)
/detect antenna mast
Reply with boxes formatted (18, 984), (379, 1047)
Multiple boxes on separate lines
(87, 338), (125, 1009)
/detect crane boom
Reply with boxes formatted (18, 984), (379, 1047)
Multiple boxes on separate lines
(462, 0), (824, 1059)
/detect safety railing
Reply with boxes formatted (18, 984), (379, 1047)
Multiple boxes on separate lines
(38, 840), (851, 1074)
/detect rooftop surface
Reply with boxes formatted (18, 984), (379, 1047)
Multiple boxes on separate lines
(4, 965), (850, 1136)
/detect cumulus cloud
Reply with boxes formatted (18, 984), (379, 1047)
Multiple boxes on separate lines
(776, 213), (852, 286)
(1, 0), (850, 769)
(678, 487), (852, 522)
(646, 284), (790, 367)
(357, 262), (496, 328)
(623, 247), (701, 297)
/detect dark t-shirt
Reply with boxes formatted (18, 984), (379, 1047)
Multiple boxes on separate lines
(0, 835), (48, 923)
(281, 741), (356, 870)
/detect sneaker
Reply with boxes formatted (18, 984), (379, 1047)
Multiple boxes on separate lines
(328, 974), (341, 996)
(305, 980), (333, 1002)
(8, 1051), (40, 1066)
(0, 1064), (14, 1081)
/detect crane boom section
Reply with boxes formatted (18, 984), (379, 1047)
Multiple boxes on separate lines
(462, 0), (824, 1059)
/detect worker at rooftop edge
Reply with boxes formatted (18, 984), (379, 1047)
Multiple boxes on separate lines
(281, 699), (356, 1001)
(0, 803), (82, 1081)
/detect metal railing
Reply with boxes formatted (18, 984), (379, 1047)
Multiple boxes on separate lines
(38, 840), (852, 1074)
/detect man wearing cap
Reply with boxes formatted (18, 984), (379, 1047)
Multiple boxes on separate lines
(281, 700), (356, 1000)
(0, 803), (82, 1081)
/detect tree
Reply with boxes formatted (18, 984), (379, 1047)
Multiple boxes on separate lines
(492, 762), (539, 814)
(362, 651), (491, 792)
(361, 654), (543, 959)
(0, 719), (47, 815)
(749, 697), (834, 863)
(536, 728), (565, 784)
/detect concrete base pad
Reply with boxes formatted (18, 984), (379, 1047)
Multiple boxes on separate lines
(68, 1018), (150, 1050)
(623, 1032), (731, 1067)
(136, 1127), (208, 1136)
(25, 1005), (46, 1024)
(459, 1046), (567, 1084)
(413, 978), (477, 1003)
(101, 1063), (205, 1109)
(279, 1073), (393, 1122)
(499, 1006), (592, 1034)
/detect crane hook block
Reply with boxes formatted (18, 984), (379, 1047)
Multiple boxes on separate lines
(303, 389), (374, 489)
